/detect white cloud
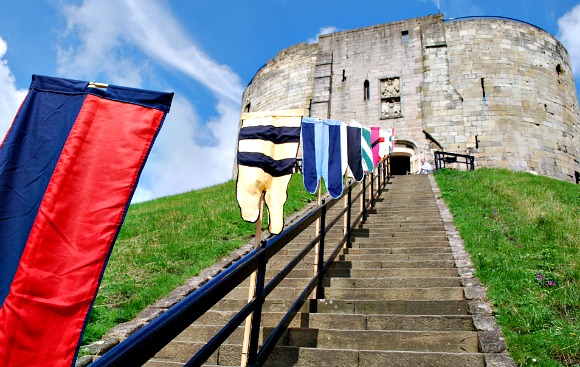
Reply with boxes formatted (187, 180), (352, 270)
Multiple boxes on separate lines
(132, 95), (239, 202)
(558, 4), (580, 76)
(57, 0), (244, 202)
(58, 0), (243, 103)
(0, 37), (28, 141)
(307, 26), (339, 44)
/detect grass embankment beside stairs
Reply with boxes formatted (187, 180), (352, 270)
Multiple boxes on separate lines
(83, 175), (317, 345)
(435, 169), (579, 367)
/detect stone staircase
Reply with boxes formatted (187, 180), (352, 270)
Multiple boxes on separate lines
(143, 174), (501, 367)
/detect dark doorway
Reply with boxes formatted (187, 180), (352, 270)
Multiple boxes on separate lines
(390, 156), (411, 175)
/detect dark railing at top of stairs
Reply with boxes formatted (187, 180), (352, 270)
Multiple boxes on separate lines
(434, 151), (475, 171)
(88, 158), (390, 367)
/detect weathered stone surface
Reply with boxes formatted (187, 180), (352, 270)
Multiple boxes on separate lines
(485, 352), (518, 367)
(239, 14), (579, 182)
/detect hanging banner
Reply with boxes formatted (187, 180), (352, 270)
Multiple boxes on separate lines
(0, 75), (173, 367)
(236, 109), (303, 235)
(361, 126), (374, 172)
(371, 126), (382, 166)
(346, 122), (364, 182)
(301, 117), (347, 199)
(380, 128), (395, 158)
(387, 128), (395, 154)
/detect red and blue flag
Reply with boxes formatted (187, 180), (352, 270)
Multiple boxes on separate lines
(0, 75), (173, 367)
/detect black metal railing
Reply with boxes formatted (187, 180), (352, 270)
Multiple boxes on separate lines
(434, 151), (475, 171)
(89, 158), (390, 367)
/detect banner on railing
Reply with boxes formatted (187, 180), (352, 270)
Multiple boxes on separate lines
(236, 110), (304, 234)
(236, 111), (395, 232)
(0, 75), (173, 367)
(380, 128), (395, 158)
(301, 117), (348, 199)
(346, 122), (364, 182)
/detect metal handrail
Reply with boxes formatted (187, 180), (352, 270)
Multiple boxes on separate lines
(89, 159), (389, 367)
(434, 151), (475, 171)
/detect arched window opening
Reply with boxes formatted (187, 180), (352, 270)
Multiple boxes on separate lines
(364, 80), (370, 101)
(401, 30), (409, 45)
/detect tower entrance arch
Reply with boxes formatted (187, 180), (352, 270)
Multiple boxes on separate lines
(390, 140), (418, 175)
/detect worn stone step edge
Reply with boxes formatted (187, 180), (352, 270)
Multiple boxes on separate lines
(212, 299), (471, 316)
(192, 311), (474, 331)
(146, 345), (487, 367)
(282, 267), (459, 278)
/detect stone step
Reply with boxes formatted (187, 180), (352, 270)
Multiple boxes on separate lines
(329, 277), (461, 288)
(304, 314), (474, 332)
(146, 341), (217, 365)
(278, 246), (452, 256)
(284, 267), (458, 278)
(334, 259), (457, 268)
(285, 328), (479, 353)
(352, 238), (449, 248)
(323, 287), (465, 301)
(316, 299), (470, 315)
(265, 348), (486, 367)
(355, 216), (442, 223)
(351, 227), (446, 237)
(369, 207), (441, 213)
(351, 232), (449, 243)
(337, 253), (454, 261)
(226, 286), (305, 300)
(362, 219), (444, 226)
(226, 286), (464, 302)
(261, 274), (461, 291)
(211, 299), (470, 316)
(270, 253), (454, 263)
(271, 250), (451, 263)
(195, 310), (303, 328)
(288, 236), (450, 247)
(343, 247), (452, 254)
(192, 311), (473, 332)
(146, 344), (485, 367)
(355, 350), (486, 367)
(212, 298), (311, 313)
(268, 259), (456, 270)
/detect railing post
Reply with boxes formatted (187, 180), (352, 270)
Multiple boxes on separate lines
(370, 171), (375, 208)
(362, 174), (367, 223)
(316, 201), (326, 300)
(377, 160), (382, 195)
(247, 240), (267, 366)
(381, 159), (385, 189)
(346, 184), (352, 248)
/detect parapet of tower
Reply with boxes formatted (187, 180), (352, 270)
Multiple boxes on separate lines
(240, 14), (580, 182)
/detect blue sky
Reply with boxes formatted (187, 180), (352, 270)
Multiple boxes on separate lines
(1, 0), (579, 202)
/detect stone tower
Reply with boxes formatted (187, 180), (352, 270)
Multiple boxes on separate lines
(239, 15), (580, 182)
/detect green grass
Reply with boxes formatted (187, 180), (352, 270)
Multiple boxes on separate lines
(83, 175), (317, 345)
(435, 168), (580, 367)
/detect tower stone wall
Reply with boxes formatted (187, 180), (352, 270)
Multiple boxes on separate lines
(238, 15), (580, 182)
